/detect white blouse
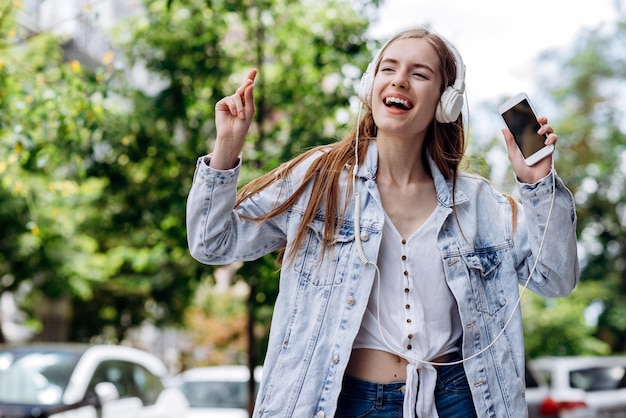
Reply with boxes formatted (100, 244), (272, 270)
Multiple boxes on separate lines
(353, 207), (462, 417)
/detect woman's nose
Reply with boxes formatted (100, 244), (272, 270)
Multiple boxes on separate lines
(391, 72), (408, 88)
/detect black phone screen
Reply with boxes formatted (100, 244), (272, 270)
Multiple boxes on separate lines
(501, 99), (545, 158)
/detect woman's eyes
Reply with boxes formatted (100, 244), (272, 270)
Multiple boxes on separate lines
(380, 68), (428, 79)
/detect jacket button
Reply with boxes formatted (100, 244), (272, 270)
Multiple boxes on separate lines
(360, 232), (369, 241)
(346, 297), (355, 306)
(332, 355), (339, 364)
(316, 411), (325, 418)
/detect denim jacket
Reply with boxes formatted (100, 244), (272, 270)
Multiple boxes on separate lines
(187, 140), (579, 418)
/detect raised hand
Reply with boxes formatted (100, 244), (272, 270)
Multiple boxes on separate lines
(503, 115), (557, 184)
(211, 69), (257, 170)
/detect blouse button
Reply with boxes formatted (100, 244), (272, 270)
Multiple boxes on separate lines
(360, 232), (370, 241)
(401, 239), (407, 244)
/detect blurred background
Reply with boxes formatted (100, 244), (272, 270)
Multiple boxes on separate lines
(1, 0), (625, 384)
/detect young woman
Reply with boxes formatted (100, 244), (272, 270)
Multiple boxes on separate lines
(186, 28), (579, 418)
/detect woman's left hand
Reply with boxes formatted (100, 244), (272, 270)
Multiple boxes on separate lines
(503, 115), (557, 184)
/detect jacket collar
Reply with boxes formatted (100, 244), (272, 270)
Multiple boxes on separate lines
(427, 152), (469, 208)
(354, 140), (469, 208)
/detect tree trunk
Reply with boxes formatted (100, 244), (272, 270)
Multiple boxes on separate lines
(35, 296), (72, 342)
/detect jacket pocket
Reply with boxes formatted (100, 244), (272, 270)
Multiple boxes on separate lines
(463, 251), (506, 315)
(294, 218), (355, 287)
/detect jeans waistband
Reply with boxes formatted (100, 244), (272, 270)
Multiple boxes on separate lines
(341, 374), (406, 403)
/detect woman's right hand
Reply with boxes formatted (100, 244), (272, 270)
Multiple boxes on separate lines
(211, 68), (257, 170)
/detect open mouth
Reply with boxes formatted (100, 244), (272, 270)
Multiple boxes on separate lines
(384, 96), (414, 110)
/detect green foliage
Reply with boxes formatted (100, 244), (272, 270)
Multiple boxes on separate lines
(0, 2), (203, 340)
(0, 6), (115, 307)
(1, 0), (374, 346)
(523, 281), (612, 357)
(538, 18), (626, 353)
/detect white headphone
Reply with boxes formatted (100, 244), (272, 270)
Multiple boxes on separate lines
(358, 33), (466, 123)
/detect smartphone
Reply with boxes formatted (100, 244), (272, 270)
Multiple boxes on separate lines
(498, 92), (554, 166)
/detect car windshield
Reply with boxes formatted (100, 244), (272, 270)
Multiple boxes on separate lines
(570, 366), (626, 392)
(0, 350), (81, 405)
(180, 380), (250, 409)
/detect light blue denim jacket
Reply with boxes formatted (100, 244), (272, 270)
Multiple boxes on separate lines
(187, 140), (579, 418)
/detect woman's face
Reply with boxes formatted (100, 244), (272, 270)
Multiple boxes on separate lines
(371, 37), (443, 139)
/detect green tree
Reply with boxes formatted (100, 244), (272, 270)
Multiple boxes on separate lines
(0, 3), (116, 341)
(536, 8), (626, 354)
(522, 282), (612, 357)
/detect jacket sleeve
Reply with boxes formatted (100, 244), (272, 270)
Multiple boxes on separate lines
(515, 169), (580, 297)
(186, 155), (290, 265)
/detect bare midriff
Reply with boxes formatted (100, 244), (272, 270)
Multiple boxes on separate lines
(345, 348), (453, 383)
(345, 348), (409, 383)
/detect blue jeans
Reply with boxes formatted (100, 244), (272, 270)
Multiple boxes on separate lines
(433, 357), (477, 418)
(335, 375), (405, 418)
(335, 354), (476, 418)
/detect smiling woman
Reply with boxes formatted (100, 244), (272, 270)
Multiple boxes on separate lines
(186, 27), (579, 418)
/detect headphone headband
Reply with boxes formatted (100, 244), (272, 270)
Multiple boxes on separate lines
(358, 31), (466, 123)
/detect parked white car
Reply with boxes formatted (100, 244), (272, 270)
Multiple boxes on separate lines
(0, 343), (189, 418)
(176, 365), (262, 418)
(526, 361), (555, 418)
(531, 356), (626, 417)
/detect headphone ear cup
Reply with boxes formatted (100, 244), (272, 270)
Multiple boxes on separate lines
(359, 68), (374, 107)
(359, 46), (383, 108)
(436, 86), (463, 123)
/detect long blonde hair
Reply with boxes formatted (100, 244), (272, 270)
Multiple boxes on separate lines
(236, 28), (465, 264)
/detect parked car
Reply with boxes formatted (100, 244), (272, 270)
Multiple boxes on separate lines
(531, 356), (626, 417)
(176, 365), (262, 418)
(0, 343), (189, 418)
(526, 361), (555, 418)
